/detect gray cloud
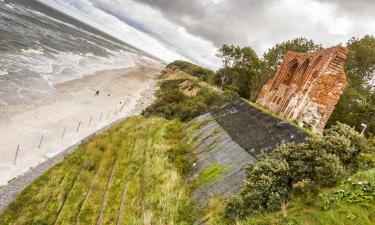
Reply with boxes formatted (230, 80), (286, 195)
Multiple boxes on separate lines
(318, 0), (375, 15)
(44, 0), (375, 68)
(134, 0), (375, 55)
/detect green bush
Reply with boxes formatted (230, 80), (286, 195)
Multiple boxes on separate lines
(143, 79), (236, 122)
(224, 122), (370, 219)
(167, 60), (215, 81)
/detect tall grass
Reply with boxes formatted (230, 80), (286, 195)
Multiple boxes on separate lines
(203, 168), (375, 225)
(0, 116), (196, 225)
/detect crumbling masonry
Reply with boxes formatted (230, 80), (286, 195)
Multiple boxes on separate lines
(257, 46), (348, 133)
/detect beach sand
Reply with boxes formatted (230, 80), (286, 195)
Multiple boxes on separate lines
(0, 60), (162, 185)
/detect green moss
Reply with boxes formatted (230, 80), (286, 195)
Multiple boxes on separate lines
(192, 163), (228, 189)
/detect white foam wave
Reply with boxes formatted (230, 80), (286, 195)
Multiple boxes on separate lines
(0, 70), (8, 76)
(21, 48), (44, 55)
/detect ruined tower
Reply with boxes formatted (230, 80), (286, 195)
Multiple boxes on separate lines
(256, 46), (348, 133)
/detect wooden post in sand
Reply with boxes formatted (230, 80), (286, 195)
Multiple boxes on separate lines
(13, 145), (20, 165)
(120, 101), (126, 112)
(107, 111), (111, 120)
(61, 127), (67, 140)
(76, 121), (81, 133)
(38, 135), (44, 148)
(88, 116), (93, 127)
(99, 113), (103, 123)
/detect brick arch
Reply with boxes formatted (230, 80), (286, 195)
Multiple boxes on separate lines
(281, 59), (299, 85)
(299, 55), (323, 89)
(295, 59), (310, 85)
(256, 46), (348, 133)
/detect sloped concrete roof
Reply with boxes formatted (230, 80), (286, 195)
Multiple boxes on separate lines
(190, 99), (309, 204)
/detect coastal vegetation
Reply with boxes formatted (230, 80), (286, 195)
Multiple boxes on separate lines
(224, 122), (372, 218)
(1, 35), (374, 225)
(0, 117), (196, 225)
(142, 67), (237, 121)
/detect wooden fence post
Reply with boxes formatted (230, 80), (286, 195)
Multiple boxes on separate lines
(38, 135), (44, 148)
(61, 127), (67, 140)
(76, 121), (81, 133)
(88, 116), (93, 127)
(13, 145), (20, 165)
(120, 101), (126, 112)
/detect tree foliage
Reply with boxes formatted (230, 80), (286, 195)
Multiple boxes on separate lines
(214, 38), (322, 101)
(213, 44), (261, 99)
(328, 35), (375, 135)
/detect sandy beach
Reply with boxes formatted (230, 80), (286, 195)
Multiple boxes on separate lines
(0, 60), (162, 185)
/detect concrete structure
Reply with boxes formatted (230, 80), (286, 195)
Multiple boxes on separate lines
(190, 99), (308, 204)
(257, 46), (348, 133)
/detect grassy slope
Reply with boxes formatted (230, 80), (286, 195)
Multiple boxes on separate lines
(237, 168), (375, 225)
(2, 62), (372, 225)
(0, 117), (195, 225)
(203, 156), (375, 225)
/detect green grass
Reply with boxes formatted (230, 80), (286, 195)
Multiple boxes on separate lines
(191, 163), (228, 190)
(142, 70), (236, 122)
(0, 116), (196, 225)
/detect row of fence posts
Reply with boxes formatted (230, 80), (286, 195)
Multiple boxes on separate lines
(13, 101), (127, 166)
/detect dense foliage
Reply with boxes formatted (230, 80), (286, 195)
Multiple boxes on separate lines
(212, 45), (262, 99)
(224, 122), (370, 219)
(211, 38), (322, 101)
(167, 60), (215, 82)
(328, 35), (375, 135)
(142, 78), (236, 121)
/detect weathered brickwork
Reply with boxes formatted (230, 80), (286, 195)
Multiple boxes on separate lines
(256, 46), (348, 133)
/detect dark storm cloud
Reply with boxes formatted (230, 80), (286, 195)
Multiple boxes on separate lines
(135, 0), (273, 48)
(42, 0), (375, 68)
(134, 0), (374, 54)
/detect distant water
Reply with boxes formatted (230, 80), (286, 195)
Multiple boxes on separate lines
(0, 0), (150, 106)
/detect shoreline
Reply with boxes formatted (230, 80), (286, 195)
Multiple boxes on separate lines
(0, 79), (158, 212)
(0, 61), (162, 186)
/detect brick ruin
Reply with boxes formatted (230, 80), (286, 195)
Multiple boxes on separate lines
(256, 46), (348, 133)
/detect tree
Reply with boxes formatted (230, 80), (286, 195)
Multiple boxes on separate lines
(214, 44), (261, 99)
(328, 35), (375, 135)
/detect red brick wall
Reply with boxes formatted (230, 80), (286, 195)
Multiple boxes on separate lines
(256, 46), (348, 133)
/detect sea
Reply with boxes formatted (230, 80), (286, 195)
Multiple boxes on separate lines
(0, 0), (154, 106)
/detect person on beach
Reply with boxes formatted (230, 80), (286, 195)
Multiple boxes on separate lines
(95, 90), (100, 96)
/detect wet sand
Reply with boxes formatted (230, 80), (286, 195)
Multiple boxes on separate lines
(0, 60), (162, 185)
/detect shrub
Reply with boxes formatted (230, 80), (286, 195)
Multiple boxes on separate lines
(167, 60), (215, 81)
(224, 122), (370, 219)
(143, 79), (236, 122)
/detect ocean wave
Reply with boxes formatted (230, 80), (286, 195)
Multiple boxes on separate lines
(20, 48), (44, 55)
(0, 69), (8, 76)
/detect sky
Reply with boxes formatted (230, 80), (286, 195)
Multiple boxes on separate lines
(38, 0), (375, 69)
